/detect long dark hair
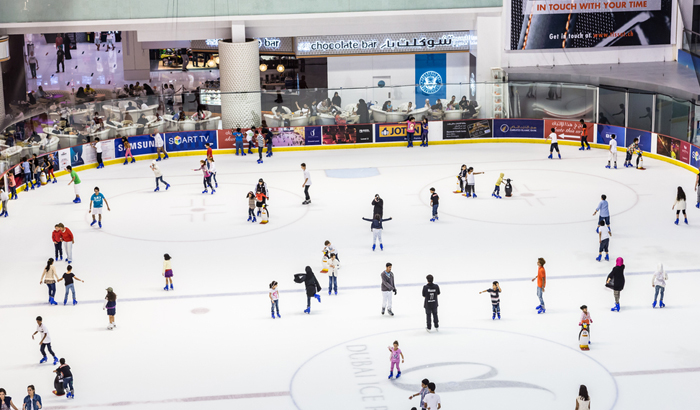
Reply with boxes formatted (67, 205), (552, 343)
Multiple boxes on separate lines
(107, 290), (117, 302)
(44, 258), (54, 272)
(578, 385), (589, 401)
(677, 186), (686, 201)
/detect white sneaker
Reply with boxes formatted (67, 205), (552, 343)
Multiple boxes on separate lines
(107, 324), (114, 330)
(426, 328), (431, 333)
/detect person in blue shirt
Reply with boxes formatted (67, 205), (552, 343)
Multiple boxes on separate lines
(88, 187), (111, 228)
(592, 194), (611, 232)
(23, 385), (41, 410)
(233, 127), (246, 156)
(21, 157), (34, 190)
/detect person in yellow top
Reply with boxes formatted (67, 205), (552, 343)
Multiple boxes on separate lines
(162, 253), (174, 291)
(492, 173), (505, 199)
(40, 258), (59, 305)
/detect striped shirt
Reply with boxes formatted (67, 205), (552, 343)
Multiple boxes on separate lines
(487, 289), (500, 305)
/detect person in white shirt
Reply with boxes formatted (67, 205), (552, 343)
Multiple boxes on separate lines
(575, 385), (590, 410)
(32, 316), (58, 365)
(652, 262), (667, 308)
(245, 127), (256, 154)
(327, 253), (340, 295)
(150, 161), (170, 192)
(596, 219), (611, 262)
(606, 134), (618, 169)
(423, 383), (441, 410)
(106, 32), (115, 51)
(547, 127), (561, 159)
(93, 138), (105, 169)
(153, 133), (169, 161)
(301, 162), (312, 205)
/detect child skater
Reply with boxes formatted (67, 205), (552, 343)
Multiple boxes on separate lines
(8, 172), (17, 199)
(150, 161), (170, 192)
(579, 305), (592, 344)
(387, 341), (404, 379)
(162, 253), (173, 291)
(463, 167), (484, 198)
(596, 219), (612, 261)
(0, 187), (8, 217)
(479, 281), (502, 320)
(420, 118), (429, 147)
(652, 263), (667, 308)
(624, 138), (641, 168)
(122, 136), (135, 164)
(673, 186), (688, 225)
(103, 287), (117, 330)
(547, 128), (561, 159)
(246, 191), (256, 222)
(323, 240), (339, 260)
(606, 134), (618, 169)
(207, 157), (218, 188)
(362, 214), (393, 251)
(43, 155), (57, 183)
(532, 257), (546, 314)
(429, 187), (439, 222)
(492, 173), (505, 199)
(327, 253), (340, 295)
(194, 159), (215, 194)
(455, 164), (467, 193)
(269, 281), (280, 319)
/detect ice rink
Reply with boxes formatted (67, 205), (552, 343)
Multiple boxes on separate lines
(1, 142), (699, 410)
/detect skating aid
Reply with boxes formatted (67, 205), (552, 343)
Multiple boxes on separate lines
(578, 324), (590, 351)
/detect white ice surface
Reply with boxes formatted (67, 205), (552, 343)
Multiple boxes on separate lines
(1, 143), (699, 410)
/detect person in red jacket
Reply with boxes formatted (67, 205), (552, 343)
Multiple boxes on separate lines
(52, 225), (63, 261)
(58, 223), (74, 263)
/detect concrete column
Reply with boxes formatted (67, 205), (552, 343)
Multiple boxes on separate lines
(122, 31), (150, 81)
(219, 38), (261, 129)
(0, 36), (9, 124)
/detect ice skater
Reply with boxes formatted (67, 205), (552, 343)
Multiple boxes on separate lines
(455, 164), (467, 193)
(66, 165), (81, 203)
(606, 134), (618, 169)
(0, 388), (19, 410)
(268, 281), (280, 319)
(194, 159), (215, 194)
(547, 128), (561, 159)
(380, 262), (396, 316)
(387, 341), (404, 379)
(606, 257), (625, 312)
(246, 191), (256, 222)
(362, 214), (393, 251)
(150, 160), (170, 192)
(40, 258), (59, 305)
(7, 172), (17, 199)
(21, 157), (34, 190)
(256, 131), (265, 164)
(596, 220), (611, 261)
(57, 265), (83, 305)
(53, 358), (74, 399)
(579, 305), (592, 343)
(423, 274), (440, 331)
(408, 379), (430, 409)
(234, 128), (246, 156)
(33, 316), (58, 364)
(246, 127), (256, 154)
(153, 133), (169, 161)
(372, 194), (384, 218)
(207, 157), (218, 188)
(327, 253), (340, 295)
(624, 137), (642, 168)
(103, 287), (117, 329)
(255, 179), (269, 216)
(301, 163), (312, 204)
(423, 383), (441, 410)
(404, 116), (416, 148)
(294, 266), (321, 314)
(479, 281), (502, 320)
(492, 173), (505, 199)
(93, 138), (104, 169)
(532, 257), (546, 314)
(652, 263), (667, 308)
(429, 187), (439, 222)
(264, 127), (273, 157)
(592, 194), (611, 231)
(89, 187), (110, 228)
(673, 186), (688, 225)
(162, 253), (174, 291)
(44, 155), (57, 183)
(323, 240), (339, 261)
(205, 143), (213, 159)
(579, 119), (590, 150)
(58, 223), (74, 264)
(420, 118), (429, 147)
(576, 385), (590, 410)
(1, 187), (8, 217)
(122, 136), (135, 164)
(463, 167), (484, 198)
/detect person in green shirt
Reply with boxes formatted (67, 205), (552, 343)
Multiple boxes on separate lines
(66, 166), (82, 203)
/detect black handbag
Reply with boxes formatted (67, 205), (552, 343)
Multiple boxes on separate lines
(605, 275), (615, 289)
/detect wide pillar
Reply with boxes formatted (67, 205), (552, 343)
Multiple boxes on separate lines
(0, 36), (9, 125)
(219, 38), (261, 129)
(122, 31), (151, 81)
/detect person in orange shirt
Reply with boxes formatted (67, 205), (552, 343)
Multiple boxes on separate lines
(531, 257), (546, 314)
(58, 223), (74, 264)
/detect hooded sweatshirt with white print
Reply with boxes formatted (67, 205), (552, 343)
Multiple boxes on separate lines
(652, 263), (668, 287)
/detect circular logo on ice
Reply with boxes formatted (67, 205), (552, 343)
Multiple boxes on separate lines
(173, 136), (182, 146)
(419, 71), (443, 95)
(290, 328), (617, 410)
(500, 124), (510, 133)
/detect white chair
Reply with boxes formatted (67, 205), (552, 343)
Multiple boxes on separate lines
(411, 107), (430, 122)
(145, 120), (165, 134)
(45, 136), (60, 152)
(343, 104), (357, 114)
(443, 110), (463, 121)
(317, 114), (336, 125)
(163, 115), (179, 132)
(263, 114), (282, 127)
(386, 112), (407, 123)
(369, 106), (387, 123)
(90, 128), (114, 141)
(55, 133), (80, 149)
(180, 121), (196, 131)
(289, 116), (309, 127)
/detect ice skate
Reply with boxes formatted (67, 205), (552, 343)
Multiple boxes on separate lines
(257, 210), (261, 216)
(211, 189), (215, 195)
(64, 299), (67, 305)
(473, 193), (477, 198)
(579, 147), (584, 151)
(252, 216), (257, 223)
(605, 254), (609, 261)
(73, 300), (77, 305)
(430, 217), (435, 222)
(52, 179), (57, 183)
(276, 313), (281, 318)
(685, 218), (688, 225)
(372, 244), (376, 251)
(652, 300), (657, 308)
(492, 313), (496, 320)
(497, 313), (501, 319)
(492, 193), (497, 198)
(91, 221), (97, 226)
(334, 290), (337, 295)
(387, 309), (394, 316)
(164, 285), (169, 291)
(547, 154), (552, 159)
(304, 307), (310, 314)
(388, 371), (394, 379)
(272, 312), (275, 319)
(558, 153), (561, 159)
(328, 289), (331, 295)
(659, 301), (665, 308)
(426, 328), (431, 332)
(596, 255), (602, 262)
(586, 147), (591, 150)
(123, 159), (128, 165)
(314, 293), (321, 303)
(535, 305), (542, 310)
(247, 216), (252, 222)
(202, 189), (208, 194)
(53, 356), (59, 365)
(50, 297), (57, 305)
(674, 218), (679, 225)
(98, 222), (102, 228)
(40, 357), (47, 364)
(154, 187), (160, 192)
(131, 158), (136, 163)
(605, 164), (611, 169)
(614, 164), (617, 169)
(170, 284), (173, 290)
(380, 244), (384, 251)
(166, 184), (170, 190)
(108, 324), (114, 330)
(382, 308), (385, 315)
(611, 303), (620, 312)
(537, 307), (546, 314)
(396, 371), (401, 379)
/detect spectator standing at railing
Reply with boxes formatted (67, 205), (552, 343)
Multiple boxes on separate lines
(21, 157), (34, 190)
(233, 128), (246, 156)
(7, 172), (17, 199)
(31, 154), (43, 187)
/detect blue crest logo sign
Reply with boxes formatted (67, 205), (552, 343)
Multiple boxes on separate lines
(419, 71), (443, 95)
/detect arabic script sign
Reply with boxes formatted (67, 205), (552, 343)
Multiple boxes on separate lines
(295, 31), (474, 56)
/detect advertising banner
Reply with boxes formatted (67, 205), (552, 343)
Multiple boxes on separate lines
(70, 145), (85, 167)
(115, 135), (159, 158)
(624, 128), (652, 152)
(680, 141), (691, 164)
(375, 123), (424, 142)
(57, 148), (71, 171)
(596, 124), (625, 145)
(304, 126), (322, 146)
(443, 119), (493, 139)
(656, 134), (680, 160)
(690, 145), (700, 169)
(322, 124), (373, 144)
(415, 53), (447, 107)
(271, 127), (309, 146)
(494, 119), (544, 138)
(217, 129), (255, 150)
(165, 131), (217, 153)
(544, 119), (584, 141)
(510, 0), (672, 50)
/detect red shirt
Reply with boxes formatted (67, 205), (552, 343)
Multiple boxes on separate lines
(61, 228), (74, 242)
(52, 230), (63, 243)
(206, 147), (213, 158)
(537, 266), (546, 288)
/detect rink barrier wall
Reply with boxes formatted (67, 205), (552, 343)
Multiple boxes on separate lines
(4, 119), (699, 197)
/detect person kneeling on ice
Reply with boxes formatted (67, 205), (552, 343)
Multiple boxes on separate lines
(547, 128), (561, 159)
(362, 214), (393, 251)
(53, 358), (75, 399)
(606, 257), (625, 312)
(294, 266), (321, 314)
(492, 173), (505, 199)
(387, 341), (404, 379)
(579, 305), (593, 344)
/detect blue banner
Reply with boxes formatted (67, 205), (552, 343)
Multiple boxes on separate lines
(690, 145), (700, 170)
(415, 53), (446, 107)
(596, 124), (626, 145)
(70, 145), (84, 167)
(164, 131), (218, 153)
(493, 119), (544, 138)
(114, 135), (159, 158)
(304, 126), (322, 146)
(625, 129), (652, 153)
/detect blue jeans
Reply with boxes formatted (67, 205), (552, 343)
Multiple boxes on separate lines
(64, 283), (76, 302)
(329, 276), (337, 292)
(432, 203), (438, 217)
(537, 287), (544, 308)
(598, 216), (610, 226)
(235, 141), (244, 155)
(266, 142), (273, 154)
(654, 285), (665, 302)
(63, 376), (74, 392)
(271, 299), (279, 315)
(407, 132), (414, 147)
(47, 283), (56, 298)
(155, 176), (169, 188)
(492, 303), (500, 313)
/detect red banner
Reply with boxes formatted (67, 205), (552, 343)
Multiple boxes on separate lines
(217, 129), (252, 149)
(544, 119), (585, 141)
(680, 141), (691, 164)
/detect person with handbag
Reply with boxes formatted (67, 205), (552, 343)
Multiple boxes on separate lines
(606, 257), (626, 312)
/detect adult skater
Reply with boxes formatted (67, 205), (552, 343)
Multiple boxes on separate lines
(256, 131), (265, 164)
(372, 194), (384, 218)
(0, 388), (19, 410)
(652, 263), (667, 308)
(423, 274), (440, 332)
(294, 266), (321, 314)
(39, 258), (59, 305)
(423, 383), (441, 410)
(88, 187), (110, 228)
(103, 287), (117, 329)
(32, 316), (58, 365)
(579, 119), (590, 150)
(624, 137), (642, 168)
(233, 128), (246, 156)
(153, 133), (168, 161)
(66, 166), (81, 203)
(429, 188), (439, 222)
(673, 186), (688, 225)
(53, 358), (74, 399)
(592, 194), (611, 231)
(57, 265), (83, 305)
(301, 163), (312, 205)
(150, 160), (170, 192)
(606, 257), (626, 312)
(606, 134), (618, 169)
(547, 128), (561, 159)
(575, 385), (590, 410)
(362, 214), (393, 251)
(255, 179), (269, 216)
(22, 386), (41, 410)
(531, 258), (546, 314)
(408, 379), (430, 409)
(380, 263), (396, 316)
(58, 223), (74, 264)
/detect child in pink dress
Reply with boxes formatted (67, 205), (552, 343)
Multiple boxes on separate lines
(388, 340), (404, 379)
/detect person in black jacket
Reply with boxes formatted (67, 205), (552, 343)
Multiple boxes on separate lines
(295, 266), (321, 314)
(362, 214), (392, 251)
(372, 194), (384, 218)
(606, 257), (626, 312)
(0, 388), (19, 410)
(53, 358), (74, 398)
(423, 275), (440, 332)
